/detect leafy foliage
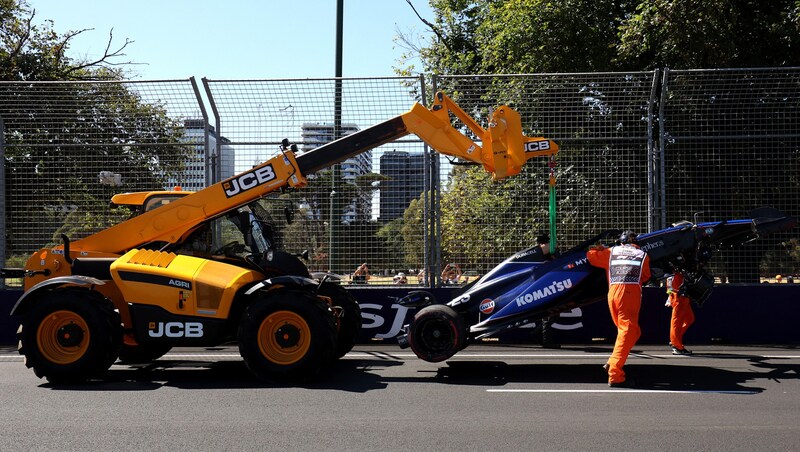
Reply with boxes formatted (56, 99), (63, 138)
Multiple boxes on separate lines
(1, 0), (133, 81)
(1, 0), (190, 258)
(392, 0), (800, 277)
(403, 0), (800, 75)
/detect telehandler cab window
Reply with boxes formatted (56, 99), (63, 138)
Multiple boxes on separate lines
(173, 205), (275, 263)
(142, 194), (188, 213)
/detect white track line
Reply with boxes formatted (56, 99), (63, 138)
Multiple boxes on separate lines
(3, 352), (799, 361)
(486, 388), (759, 394)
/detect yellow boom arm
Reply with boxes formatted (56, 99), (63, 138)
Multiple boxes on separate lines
(407, 91), (557, 180)
(42, 92), (558, 259)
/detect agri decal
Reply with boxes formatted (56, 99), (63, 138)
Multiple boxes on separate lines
(515, 278), (573, 307)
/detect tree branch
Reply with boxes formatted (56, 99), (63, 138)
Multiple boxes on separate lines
(63, 28), (136, 75)
(9, 7), (35, 58)
(404, 0), (452, 51)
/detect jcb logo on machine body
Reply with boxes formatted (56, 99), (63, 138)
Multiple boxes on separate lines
(148, 321), (204, 338)
(223, 164), (277, 198)
(524, 140), (551, 153)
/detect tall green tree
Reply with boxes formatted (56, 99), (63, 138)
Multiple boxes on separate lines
(1, 0), (190, 257)
(1, 0), (133, 81)
(402, 0), (800, 74)
(396, 0), (800, 275)
(617, 0), (800, 69)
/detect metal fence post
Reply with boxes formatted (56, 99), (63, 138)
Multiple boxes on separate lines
(418, 74), (431, 288)
(189, 77), (211, 187)
(201, 78), (221, 186)
(647, 69), (661, 232)
(658, 68), (670, 230)
(430, 75), (442, 287)
(0, 115), (5, 288)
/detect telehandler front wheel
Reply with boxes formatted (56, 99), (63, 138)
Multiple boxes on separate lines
(406, 304), (466, 363)
(238, 290), (337, 383)
(18, 288), (123, 384)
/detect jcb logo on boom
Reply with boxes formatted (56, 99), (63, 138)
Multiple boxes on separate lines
(524, 140), (551, 153)
(148, 322), (204, 338)
(223, 164), (277, 198)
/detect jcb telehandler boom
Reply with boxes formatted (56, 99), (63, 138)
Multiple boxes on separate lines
(8, 92), (558, 384)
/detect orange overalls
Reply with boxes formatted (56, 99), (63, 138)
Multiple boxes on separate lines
(587, 244), (651, 384)
(666, 272), (695, 350)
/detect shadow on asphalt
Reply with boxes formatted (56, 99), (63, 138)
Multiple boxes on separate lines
(37, 350), (799, 394)
(40, 358), (403, 393)
(431, 361), (785, 393)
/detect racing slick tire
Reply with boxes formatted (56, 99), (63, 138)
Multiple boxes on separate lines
(407, 304), (466, 363)
(316, 281), (361, 359)
(17, 288), (123, 384)
(238, 289), (337, 383)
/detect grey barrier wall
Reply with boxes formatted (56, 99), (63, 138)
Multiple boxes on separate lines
(1, 69), (799, 287)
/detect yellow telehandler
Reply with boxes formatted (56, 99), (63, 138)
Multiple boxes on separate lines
(6, 92), (557, 383)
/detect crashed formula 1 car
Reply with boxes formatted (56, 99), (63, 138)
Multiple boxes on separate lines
(396, 207), (796, 362)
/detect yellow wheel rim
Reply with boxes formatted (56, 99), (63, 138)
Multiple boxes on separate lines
(36, 310), (90, 365)
(257, 311), (311, 365)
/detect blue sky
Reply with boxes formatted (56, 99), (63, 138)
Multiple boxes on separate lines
(27, 0), (435, 80)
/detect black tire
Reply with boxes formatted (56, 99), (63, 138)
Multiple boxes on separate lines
(238, 289), (337, 383)
(117, 344), (172, 364)
(407, 304), (466, 363)
(17, 288), (123, 384)
(317, 282), (361, 359)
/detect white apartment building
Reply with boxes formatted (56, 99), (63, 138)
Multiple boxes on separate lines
(167, 120), (235, 191)
(301, 122), (372, 224)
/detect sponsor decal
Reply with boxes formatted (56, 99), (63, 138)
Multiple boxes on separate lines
(524, 140), (551, 153)
(518, 308), (585, 330)
(479, 299), (495, 314)
(148, 321), (204, 338)
(222, 164), (277, 198)
(447, 294), (471, 307)
(515, 278), (573, 307)
(640, 239), (665, 253)
(564, 257), (588, 270)
(362, 302), (587, 339)
(118, 271), (192, 290)
(168, 279), (191, 289)
(359, 303), (410, 339)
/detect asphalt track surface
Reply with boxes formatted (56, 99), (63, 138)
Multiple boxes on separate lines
(1, 343), (798, 451)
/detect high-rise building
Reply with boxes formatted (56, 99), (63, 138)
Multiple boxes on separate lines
(379, 150), (425, 221)
(301, 122), (372, 224)
(168, 120), (235, 191)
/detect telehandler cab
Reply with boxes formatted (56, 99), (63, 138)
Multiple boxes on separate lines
(5, 92), (558, 383)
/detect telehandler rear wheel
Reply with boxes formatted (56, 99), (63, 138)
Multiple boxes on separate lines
(238, 289), (337, 383)
(18, 288), (123, 384)
(317, 282), (361, 359)
(407, 304), (465, 363)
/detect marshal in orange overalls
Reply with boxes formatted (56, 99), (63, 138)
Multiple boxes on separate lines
(587, 243), (651, 385)
(666, 272), (695, 351)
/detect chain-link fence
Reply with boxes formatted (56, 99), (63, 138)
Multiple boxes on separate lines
(659, 68), (800, 282)
(2, 70), (799, 287)
(201, 76), (430, 282)
(432, 73), (659, 281)
(0, 78), (208, 275)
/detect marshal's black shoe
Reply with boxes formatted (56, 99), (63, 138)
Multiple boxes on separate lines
(608, 378), (636, 388)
